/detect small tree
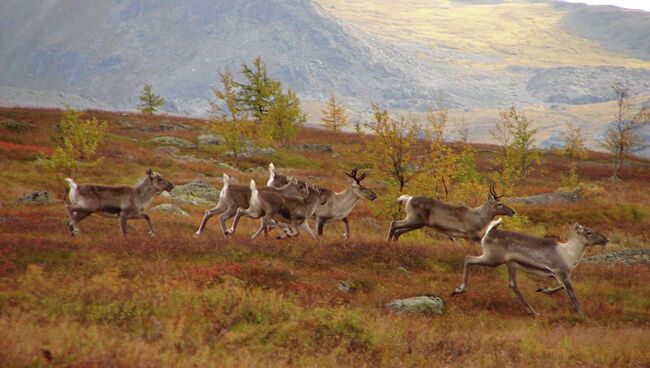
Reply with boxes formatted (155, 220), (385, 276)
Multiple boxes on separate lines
(209, 69), (250, 163)
(560, 122), (587, 189)
(561, 122), (587, 161)
(456, 117), (470, 144)
(363, 104), (425, 219)
(237, 56), (280, 122)
(491, 106), (538, 190)
(601, 83), (648, 179)
(44, 107), (108, 177)
(138, 84), (165, 115)
(426, 104), (447, 143)
(321, 94), (348, 132)
(261, 87), (306, 147)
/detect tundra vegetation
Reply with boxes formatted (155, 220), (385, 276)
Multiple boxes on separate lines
(0, 105), (649, 367)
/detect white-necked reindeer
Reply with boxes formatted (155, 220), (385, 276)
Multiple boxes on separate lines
(64, 169), (174, 238)
(452, 218), (608, 316)
(194, 173), (308, 239)
(387, 183), (516, 242)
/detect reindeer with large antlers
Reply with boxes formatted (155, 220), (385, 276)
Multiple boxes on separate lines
(387, 183), (516, 242)
(313, 168), (377, 239)
(452, 218), (608, 316)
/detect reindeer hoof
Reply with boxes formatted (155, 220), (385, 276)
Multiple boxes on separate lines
(527, 310), (541, 318)
(193, 231), (201, 238)
(148, 231), (155, 237)
(451, 287), (465, 296)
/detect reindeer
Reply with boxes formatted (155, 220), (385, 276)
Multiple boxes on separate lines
(452, 218), (608, 317)
(313, 168), (377, 239)
(64, 169), (174, 238)
(228, 179), (327, 240)
(387, 183), (516, 242)
(194, 173), (308, 239)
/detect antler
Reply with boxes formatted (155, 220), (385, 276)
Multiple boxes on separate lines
(345, 168), (368, 183)
(490, 182), (504, 200)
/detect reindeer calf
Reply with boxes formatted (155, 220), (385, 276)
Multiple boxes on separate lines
(452, 218), (608, 317)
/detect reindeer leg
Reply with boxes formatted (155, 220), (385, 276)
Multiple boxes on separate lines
(218, 208), (238, 239)
(251, 216), (270, 240)
(128, 213), (155, 236)
(301, 221), (319, 240)
(65, 205), (90, 236)
(316, 217), (326, 236)
(452, 254), (499, 295)
(557, 272), (585, 316)
(228, 207), (261, 235)
(388, 219), (423, 241)
(119, 213), (128, 238)
(536, 284), (564, 295)
(507, 264), (540, 317)
(194, 201), (228, 237)
(341, 217), (350, 239)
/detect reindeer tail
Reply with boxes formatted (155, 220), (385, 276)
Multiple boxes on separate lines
(397, 195), (413, 206)
(267, 162), (276, 186)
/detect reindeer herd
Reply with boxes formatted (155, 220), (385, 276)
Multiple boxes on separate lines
(63, 164), (609, 317)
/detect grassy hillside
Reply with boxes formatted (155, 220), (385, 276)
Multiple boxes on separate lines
(316, 0), (650, 68)
(1, 107), (649, 367)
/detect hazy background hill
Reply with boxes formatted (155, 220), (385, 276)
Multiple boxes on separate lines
(1, 0), (649, 152)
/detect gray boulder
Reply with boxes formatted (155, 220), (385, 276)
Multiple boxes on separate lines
(584, 248), (650, 265)
(385, 295), (444, 315)
(289, 143), (333, 153)
(16, 191), (52, 205)
(146, 120), (192, 132)
(197, 134), (223, 146)
(148, 136), (197, 148)
(170, 179), (220, 205)
(510, 190), (582, 206)
(151, 203), (189, 217)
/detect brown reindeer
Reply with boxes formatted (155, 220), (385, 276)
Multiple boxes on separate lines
(228, 179), (328, 240)
(452, 218), (608, 317)
(194, 173), (309, 239)
(64, 169), (174, 237)
(387, 183), (516, 242)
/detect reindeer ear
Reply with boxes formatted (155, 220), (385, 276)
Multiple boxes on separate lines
(146, 168), (153, 177)
(574, 223), (583, 232)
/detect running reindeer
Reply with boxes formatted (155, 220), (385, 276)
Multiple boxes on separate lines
(64, 169), (174, 237)
(194, 173), (309, 239)
(452, 218), (608, 316)
(387, 183), (516, 242)
(228, 179), (327, 240)
(268, 164), (377, 239)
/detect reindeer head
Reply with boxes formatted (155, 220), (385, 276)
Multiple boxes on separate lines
(573, 223), (608, 247)
(285, 176), (310, 198)
(486, 182), (515, 217)
(308, 184), (328, 205)
(345, 168), (377, 201)
(146, 168), (174, 192)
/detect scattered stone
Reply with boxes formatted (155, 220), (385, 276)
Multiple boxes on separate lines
(197, 134), (223, 146)
(156, 146), (180, 155)
(16, 191), (52, 205)
(120, 113), (129, 117)
(145, 120), (192, 132)
(510, 189), (582, 206)
(170, 179), (220, 202)
(151, 203), (189, 217)
(222, 146), (276, 158)
(148, 136), (197, 148)
(1, 119), (33, 132)
(332, 153), (342, 158)
(337, 280), (357, 293)
(115, 119), (134, 128)
(385, 295), (445, 315)
(288, 143), (332, 153)
(584, 248), (650, 265)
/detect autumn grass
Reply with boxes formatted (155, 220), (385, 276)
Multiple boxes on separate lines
(1, 107), (649, 367)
